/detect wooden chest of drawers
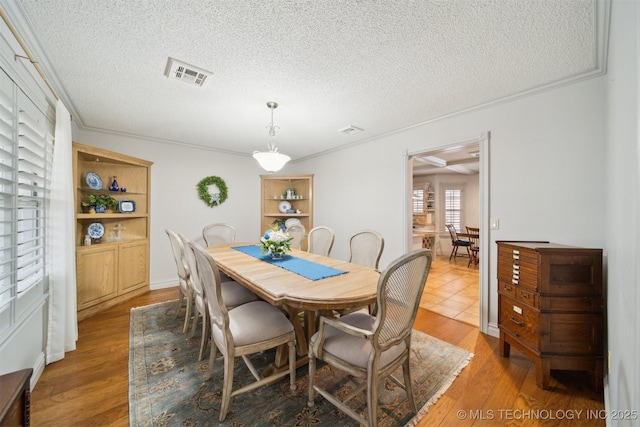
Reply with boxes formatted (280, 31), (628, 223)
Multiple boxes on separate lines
(497, 241), (604, 390)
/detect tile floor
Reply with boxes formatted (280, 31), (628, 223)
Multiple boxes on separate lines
(419, 254), (479, 326)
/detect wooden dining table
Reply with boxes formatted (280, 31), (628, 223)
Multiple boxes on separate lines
(205, 243), (381, 368)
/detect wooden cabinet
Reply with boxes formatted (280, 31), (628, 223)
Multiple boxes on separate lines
(73, 142), (152, 320)
(0, 368), (32, 426)
(260, 174), (313, 250)
(497, 241), (604, 390)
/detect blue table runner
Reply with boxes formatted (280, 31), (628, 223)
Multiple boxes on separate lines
(232, 245), (347, 281)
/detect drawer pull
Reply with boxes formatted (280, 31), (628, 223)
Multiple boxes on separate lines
(503, 285), (513, 292)
(512, 265), (520, 271)
(512, 254), (520, 260)
(513, 250), (520, 256)
(511, 279), (519, 285)
(512, 272), (520, 279)
(509, 316), (525, 327)
(520, 292), (531, 300)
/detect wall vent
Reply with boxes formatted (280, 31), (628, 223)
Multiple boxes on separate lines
(164, 57), (212, 87)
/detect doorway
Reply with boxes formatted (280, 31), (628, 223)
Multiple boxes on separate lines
(406, 133), (490, 333)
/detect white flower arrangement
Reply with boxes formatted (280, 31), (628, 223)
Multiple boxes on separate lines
(260, 229), (293, 257)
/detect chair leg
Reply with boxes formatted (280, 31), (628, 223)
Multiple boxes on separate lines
(175, 288), (184, 319)
(288, 340), (296, 391)
(198, 311), (209, 361)
(367, 369), (379, 427)
(449, 245), (456, 261)
(403, 357), (417, 413)
(182, 292), (193, 333)
(190, 309), (199, 338)
(206, 339), (218, 380)
(307, 347), (316, 407)
(219, 355), (235, 421)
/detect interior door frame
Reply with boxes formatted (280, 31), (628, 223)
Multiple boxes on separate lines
(405, 131), (491, 335)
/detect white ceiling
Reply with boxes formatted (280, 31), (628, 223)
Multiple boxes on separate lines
(8, 0), (605, 162)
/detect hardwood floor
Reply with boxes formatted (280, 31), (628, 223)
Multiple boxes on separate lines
(31, 284), (605, 426)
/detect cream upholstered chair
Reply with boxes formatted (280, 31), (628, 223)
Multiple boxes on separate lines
(348, 229), (384, 270)
(307, 225), (335, 257)
(188, 241), (296, 422)
(165, 229), (194, 333)
(202, 223), (236, 246)
(286, 223), (306, 250)
(308, 249), (433, 427)
(181, 234), (258, 361)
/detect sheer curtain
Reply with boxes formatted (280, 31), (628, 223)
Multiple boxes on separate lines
(46, 99), (77, 363)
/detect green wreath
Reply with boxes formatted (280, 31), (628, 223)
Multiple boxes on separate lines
(197, 176), (228, 207)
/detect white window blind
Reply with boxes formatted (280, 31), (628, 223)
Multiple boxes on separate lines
(412, 189), (424, 213)
(0, 79), (53, 340)
(444, 188), (463, 232)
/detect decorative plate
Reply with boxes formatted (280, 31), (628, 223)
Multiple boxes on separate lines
(118, 200), (136, 213)
(85, 172), (103, 190)
(285, 218), (301, 228)
(87, 222), (105, 239)
(278, 200), (292, 213)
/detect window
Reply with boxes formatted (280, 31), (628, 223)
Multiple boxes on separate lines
(444, 187), (463, 232)
(0, 73), (53, 342)
(412, 189), (424, 213)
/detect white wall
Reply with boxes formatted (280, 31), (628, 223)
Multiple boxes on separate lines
(73, 128), (262, 288)
(604, 0), (639, 423)
(295, 76), (606, 335)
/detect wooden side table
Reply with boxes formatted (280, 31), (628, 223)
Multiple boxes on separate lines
(0, 368), (32, 426)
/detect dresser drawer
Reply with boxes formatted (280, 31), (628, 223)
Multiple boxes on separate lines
(498, 247), (539, 291)
(515, 287), (538, 308)
(498, 280), (516, 297)
(499, 295), (539, 349)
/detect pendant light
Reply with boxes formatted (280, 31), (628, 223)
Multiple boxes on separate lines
(253, 102), (291, 172)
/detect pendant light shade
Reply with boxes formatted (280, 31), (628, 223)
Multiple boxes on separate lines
(253, 102), (290, 172)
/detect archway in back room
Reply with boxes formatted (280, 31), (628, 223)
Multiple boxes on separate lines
(405, 132), (490, 334)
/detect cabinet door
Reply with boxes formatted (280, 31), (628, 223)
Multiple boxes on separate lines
(119, 241), (149, 294)
(76, 246), (118, 309)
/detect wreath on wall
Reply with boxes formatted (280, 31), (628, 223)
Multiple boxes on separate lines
(197, 176), (228, 207)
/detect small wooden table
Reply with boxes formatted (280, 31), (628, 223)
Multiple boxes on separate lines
(206, 243), (380, 366)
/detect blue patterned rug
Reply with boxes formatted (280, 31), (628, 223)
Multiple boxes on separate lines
(129, 300), (472, 426)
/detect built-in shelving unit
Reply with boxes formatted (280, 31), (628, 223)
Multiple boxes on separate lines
(73, 142), (152, 320)
(260, 174), (313, 250)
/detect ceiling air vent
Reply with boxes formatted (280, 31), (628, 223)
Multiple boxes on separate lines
(164, 57), (212, 87)
(338, 125), (364, 135)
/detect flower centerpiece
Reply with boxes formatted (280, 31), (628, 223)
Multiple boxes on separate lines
(260, 228), (293, 260)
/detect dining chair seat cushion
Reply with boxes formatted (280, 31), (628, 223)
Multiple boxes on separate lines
(310, 311), (406, 369)
(454, 240), (471, 246)
(212, 301), (294, 347)
(220, 280), (258, 308)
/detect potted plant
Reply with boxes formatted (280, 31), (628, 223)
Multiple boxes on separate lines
(82, 193), (119, 213)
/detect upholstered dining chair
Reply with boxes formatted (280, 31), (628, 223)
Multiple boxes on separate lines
(202, 223), (236, 246)
(165, 229), (193, 333)
(307, 225), (335, 257)
(348, 229), (384, 270)
(180, 234), (258, 361)
(286, 223), (306, 250)
(465, 226), (480, 267)
(445, 223), (471, 261)
(308, 249), (433, 427)
(188, 241), (297, 422)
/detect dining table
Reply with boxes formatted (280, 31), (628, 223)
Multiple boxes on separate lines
(205, 242), (381, 370)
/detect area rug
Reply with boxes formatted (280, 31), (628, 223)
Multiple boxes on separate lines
(129, 300), (473, 426)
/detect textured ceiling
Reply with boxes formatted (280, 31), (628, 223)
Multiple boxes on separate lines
(10, 0), (603, 161)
